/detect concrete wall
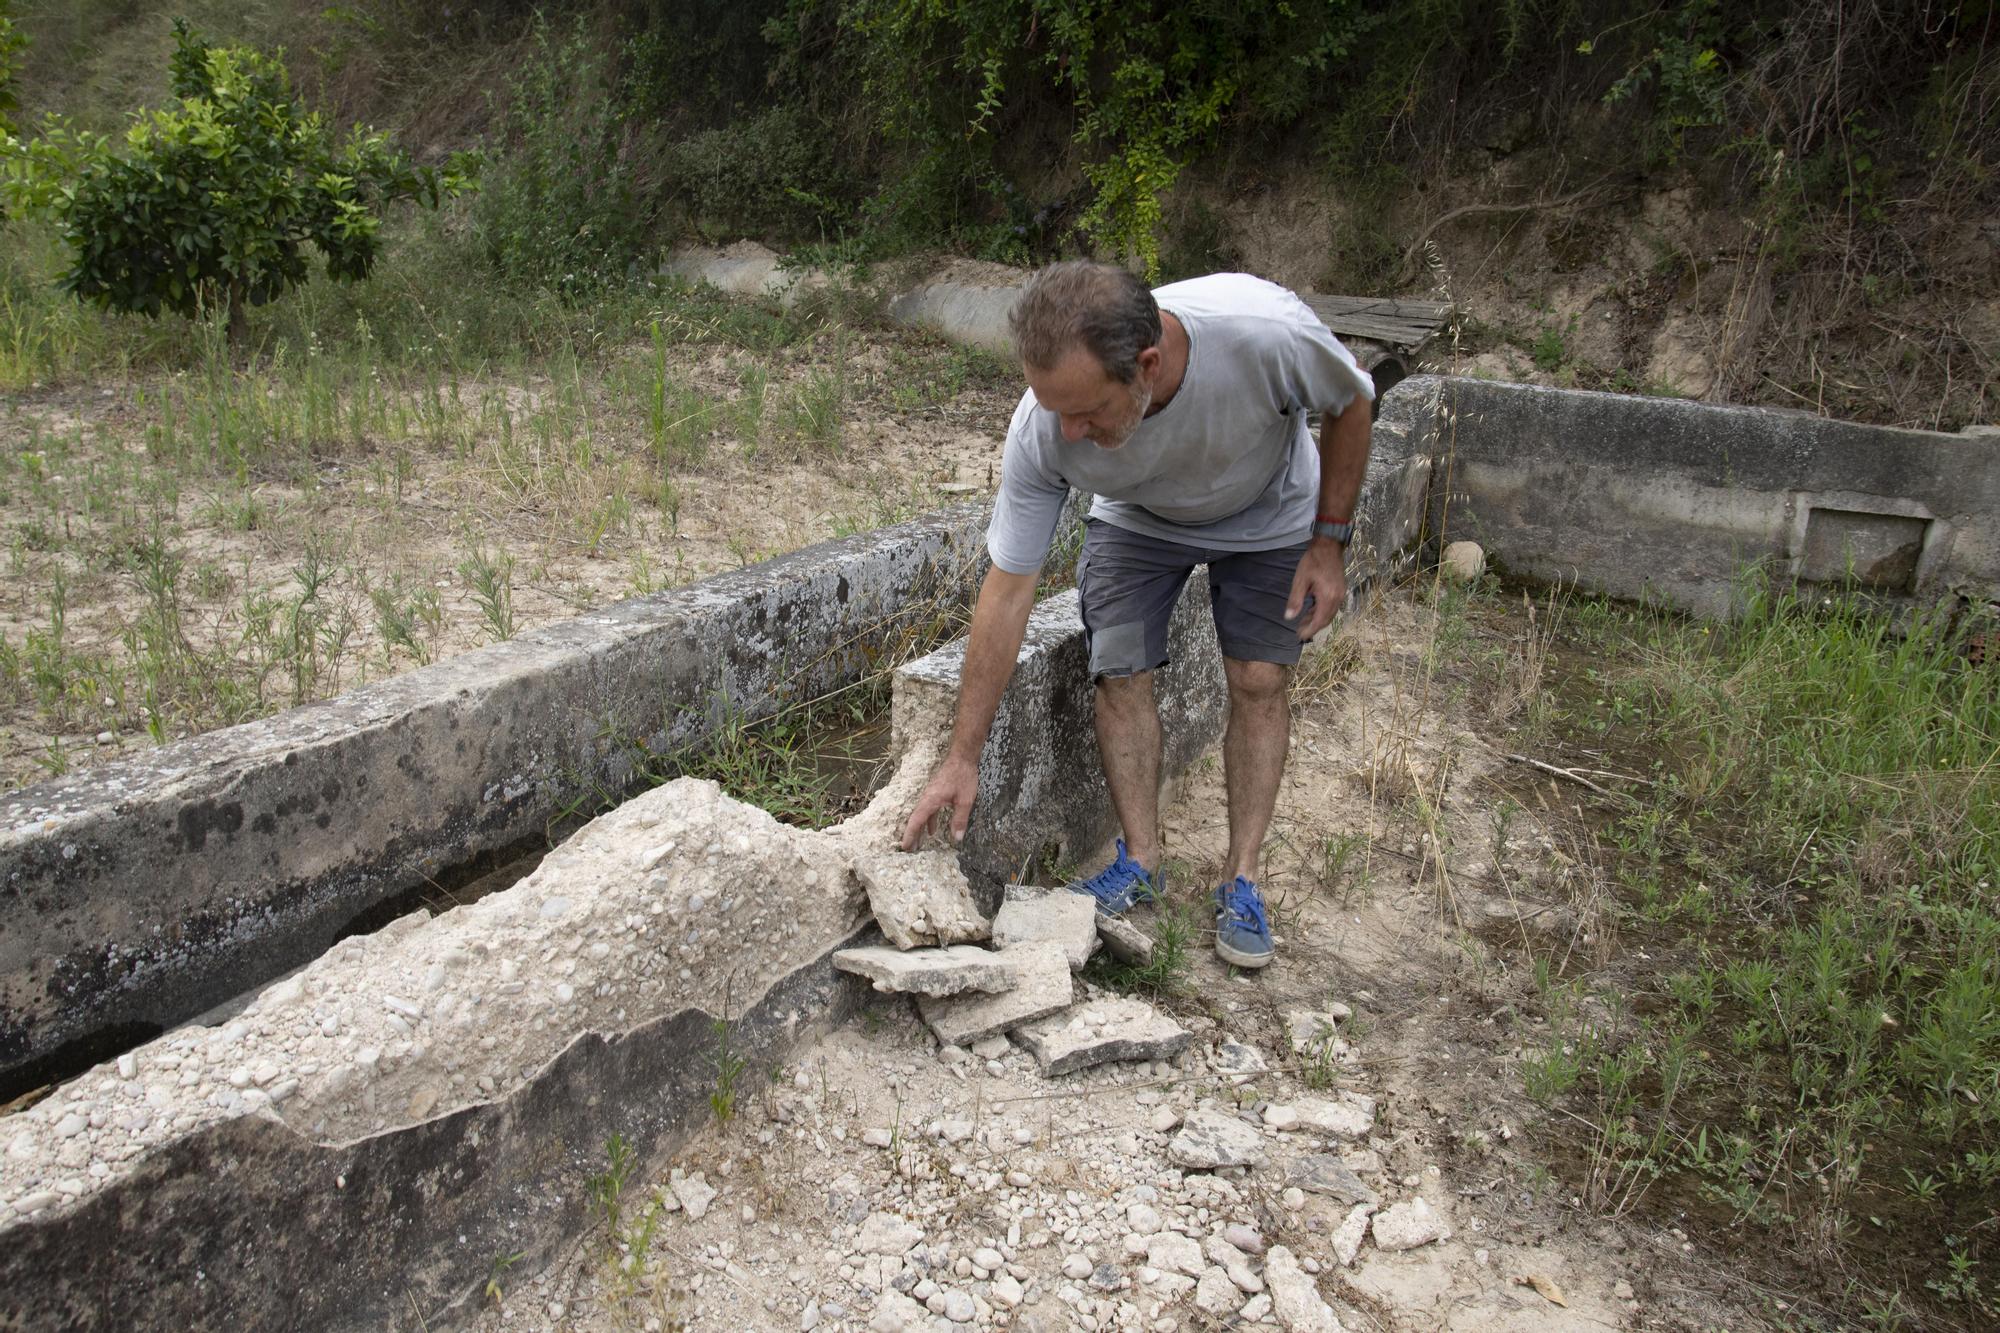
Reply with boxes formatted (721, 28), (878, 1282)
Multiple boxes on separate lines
(1416, 376), (2000, 616)
(0, 508), (990, 1094)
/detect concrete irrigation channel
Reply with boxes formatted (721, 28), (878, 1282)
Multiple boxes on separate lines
(1, 264), (1993, 1329)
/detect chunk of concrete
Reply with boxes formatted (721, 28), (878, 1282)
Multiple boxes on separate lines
(1266, 1245), (1345, 1332)
(917, 942), (1072, 1046)
(1287, 1155), (1377, 1206)
(1371, 1197), (1447, 1251)
(1011, 994), (1190, 1076)
(1330, 1204), (1376, 1267)
(856, 851), (991, 951)
(1095, 913), (1155, 966)
(1286, 1008), (1351, 1055)
(1166, 1106), (1268, 1170)
(1292, 1094), (1374, 1139)
(991, 887), (1099, 970)
(832, 944), (1016, 997)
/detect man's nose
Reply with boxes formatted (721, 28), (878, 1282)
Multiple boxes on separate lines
(1059, 415), (1090, 441)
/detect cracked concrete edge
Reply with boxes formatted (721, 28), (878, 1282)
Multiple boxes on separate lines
(1411, 374), (2000, 616)
(0, 924), (875, 1332)
(0, 507), (990, 1091)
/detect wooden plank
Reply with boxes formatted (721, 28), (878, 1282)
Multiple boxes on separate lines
(1298, 293), (1452, 354)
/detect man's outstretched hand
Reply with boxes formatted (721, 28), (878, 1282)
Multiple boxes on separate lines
(899, 753), (978, 850)
(1284, 540), (1349, 641)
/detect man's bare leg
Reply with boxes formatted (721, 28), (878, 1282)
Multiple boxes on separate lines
(1094, 671), (1163, 874)
(1222, 657), (1290, 882)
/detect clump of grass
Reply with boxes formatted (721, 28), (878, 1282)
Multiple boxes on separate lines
(1527, 577), (2000, 1322)
(458, 544), (517, 642)
(1084, 896), (1195, 997)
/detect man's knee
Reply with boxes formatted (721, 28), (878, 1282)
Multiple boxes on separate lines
(1223, 657), (1289, 703)
(1096, 669), (1155, 705)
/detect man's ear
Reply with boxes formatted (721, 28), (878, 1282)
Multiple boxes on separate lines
(1135, 343), (1163, 383)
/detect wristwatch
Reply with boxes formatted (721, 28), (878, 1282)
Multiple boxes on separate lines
(1312, 514), (1354, 546)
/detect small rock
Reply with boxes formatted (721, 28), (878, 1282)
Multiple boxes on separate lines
(1613, 1280), (1635, 1301)
(53, 1114), (86, 1140)
(1293, 1095), (1374, 1139)
(1212, 1041), (1268, 1083)
(1263, 1104), (1301, 1131)
(870, 1290), (926, 1332)
(672, 1172), (717, 1221)
(1127, 1203), (1162, 1235)
(1288, 1155), (1377, 1205)
(969, 1034), (1011, 1060)
(1145, 1233), (1205, 1277)
(972, 1247), (1004, 1272)
(856, 1212), (925, 1256)
(862, 1128), (894, 1149)
(801, 1300), (821, 1330)
(1167, 1106), (1268, 1170)
(1330, 1205), (1376, 1267)
(1088, 1263), (1125, 1293)
(1372, 1198), (1446, 1251)
(1282, 1187), (1307, 1212)
(990, 1273), (1024, 1308)
(1194, 1267), (1238, 1316)
(941, 1289), (976, 1322)
(1062, 1255), (1093, 1281)
(1265, 1246), (1343, 1332)
(1148, 1107), (1182, 1134)
(1442, 540), (1486, 582)
(1223, 1224), (1264, 1255)
(1240, 1294), (1273, 1322)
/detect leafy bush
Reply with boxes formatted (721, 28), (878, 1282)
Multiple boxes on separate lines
(663, 104), (852, 243)
(0, 20), (468, 338)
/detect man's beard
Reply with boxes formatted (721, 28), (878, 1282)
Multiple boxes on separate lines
(1090, 378), (1153, 449)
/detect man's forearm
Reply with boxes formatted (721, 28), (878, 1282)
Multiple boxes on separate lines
(944, 566), (1040, 764)
(1316, 393), (1372, 522)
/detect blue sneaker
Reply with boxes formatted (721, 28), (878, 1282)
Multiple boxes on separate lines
(1214, 876), (1274, 968)
(1066, 839), (1157, 916)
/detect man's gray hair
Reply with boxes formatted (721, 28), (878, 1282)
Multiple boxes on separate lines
(1008, 260), (1161, 383)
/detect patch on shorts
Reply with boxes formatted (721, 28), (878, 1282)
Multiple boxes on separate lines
(1088, 620), (1149, 678)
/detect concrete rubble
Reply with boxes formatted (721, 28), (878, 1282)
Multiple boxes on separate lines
(831, 944), (1019, 997)
(1010, 993), (1192, 1075)
(991, 885), (1101, 969)
(856, 851), (991, 950)
(1094, 912), (1155, 966)
(915, 942), (1073, 1046)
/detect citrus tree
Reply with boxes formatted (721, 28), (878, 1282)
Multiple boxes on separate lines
(0, 20), (472, 340)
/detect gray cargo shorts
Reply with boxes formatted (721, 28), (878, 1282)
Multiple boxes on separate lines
(1076, 518), (1315, 678)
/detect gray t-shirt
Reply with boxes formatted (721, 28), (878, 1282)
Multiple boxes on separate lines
(986, 272), (1374, 575)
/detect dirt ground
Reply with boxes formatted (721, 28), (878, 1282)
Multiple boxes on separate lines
(0, 327), (1017, 791)
(464, 591), (1769, 1333)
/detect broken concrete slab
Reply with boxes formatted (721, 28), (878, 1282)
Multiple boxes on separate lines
(854, 851), (991, 951)
(991, 886), (1100, 969)
(831, 944), (1015, 997)
(1167, 1105), (1268, 1170)
(917, 942), (1072, 1046)
(1288, 1154), (1378, 1205)
(0, 508), (993, 1095)
(1011, 994), (1191, 1076)
(1095, 913), (1155, 966)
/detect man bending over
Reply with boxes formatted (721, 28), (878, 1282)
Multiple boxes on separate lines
(899, 261), (1374, 969)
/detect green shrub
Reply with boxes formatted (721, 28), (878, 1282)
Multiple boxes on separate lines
(1, 20), (468, 339)
(663, 104), (852, 242)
